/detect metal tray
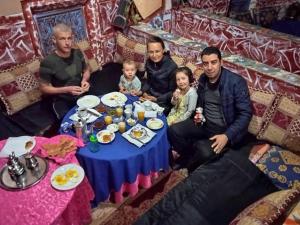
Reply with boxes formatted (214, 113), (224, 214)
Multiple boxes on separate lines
(0, 155), (48, 191)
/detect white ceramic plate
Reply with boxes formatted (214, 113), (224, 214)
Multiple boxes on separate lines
(77, 95), (100, 108)
(146, 118), (164, 130)
(107, 124), (119, 133)
(96, 130), (115, 144)
(69, 113), (98, 124)
(51, 164), (84, 191)
(0, 136), (36, 158)
(101, 92), (127, 107)
(130, 127), (147, 140)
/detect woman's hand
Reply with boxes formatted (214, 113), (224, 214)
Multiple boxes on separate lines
(142, 93), (157, 102)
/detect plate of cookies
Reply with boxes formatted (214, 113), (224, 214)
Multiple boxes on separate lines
(96, 130), (115, 144)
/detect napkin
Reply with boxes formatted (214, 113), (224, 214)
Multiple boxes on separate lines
(122, 124), (156, 148)
(0, 136), (35, 158)
(69, 108), (101, 123)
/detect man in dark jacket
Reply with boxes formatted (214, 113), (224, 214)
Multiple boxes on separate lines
(168, 46), (253, 169)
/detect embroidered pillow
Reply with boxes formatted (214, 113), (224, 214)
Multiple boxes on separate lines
(248, 87), (278, 136)
(0, 59), (42, 115)
(75, 40), (101, 73)
(257, 95), (300, 155)
(229, 189), (300, 225)
(248, 143), (271, 164)
(114, 32), (147, 72)
(255, 146), (300, 190)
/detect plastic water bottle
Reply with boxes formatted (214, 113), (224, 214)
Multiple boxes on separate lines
(89, 134), (99, 153)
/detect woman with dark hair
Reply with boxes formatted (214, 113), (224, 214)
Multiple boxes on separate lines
(141, 36), (178, 115)
(167, 66), (198, 126)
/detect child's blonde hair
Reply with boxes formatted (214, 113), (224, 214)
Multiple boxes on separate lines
(123, 60), (137, 68)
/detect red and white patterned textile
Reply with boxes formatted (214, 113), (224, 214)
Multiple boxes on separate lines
(0, 14), (35, 71)
(187, 0), (230, 15)
(0, 135), (94, 225)
(128, 23), (300, 102)
(21, 0), (118, 66)
(171, 7), (300, 75)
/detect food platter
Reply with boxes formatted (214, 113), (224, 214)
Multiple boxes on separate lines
(96, 130), (115, 144)
(146, 118), (164, 130)
(77, 95), (100, 108)
(50, 164), (84, 191)
(101, 92), (127, 107)
(0, 155), (48, 191)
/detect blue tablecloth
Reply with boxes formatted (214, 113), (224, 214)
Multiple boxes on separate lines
(60, 95), (170, 206)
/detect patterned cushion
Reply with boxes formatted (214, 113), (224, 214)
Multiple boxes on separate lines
(257, 95), (300, 155)
(171, 54), (186, 66)
(0, 59), (42, 115)
(229, 189), (300, 225)
(256, 146), (300, 190)
(283, 201), (300, 225)
(75, 40), (100, 73)
(248, 87), (278, 136)
(114, 32), (147, 71)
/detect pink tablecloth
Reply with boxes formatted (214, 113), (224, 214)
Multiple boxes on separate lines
(0, 135), (94, 225)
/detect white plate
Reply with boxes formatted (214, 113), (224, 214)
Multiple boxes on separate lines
(101, 92), (127, 107)
(77, 95), (100, 108)
(69, 113), (98, 124)
(0, 136), (36, 158)
(96, 130), (115, 144)
(50, 164), (84, 191)
(107, 124), (119, 133)
(130, 127), (147, 140)
(146, 118), (164, 130)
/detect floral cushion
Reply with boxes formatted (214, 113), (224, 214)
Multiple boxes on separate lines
(229, 189), (300, 225)
(256, 146), (300, 190)
(114, 32), (147, 71)
(257, 95), (300, 155)
(248, 87), (278, 136)
(0, 59), (42, 115)
(75, 40), (101, 73)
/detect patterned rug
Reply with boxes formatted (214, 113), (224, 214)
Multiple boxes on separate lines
(91, 170), (185, 225)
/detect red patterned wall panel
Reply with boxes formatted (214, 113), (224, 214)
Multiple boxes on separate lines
(129, 24), (300, 101)
(187, 0), (230, 15)
(171, 7), (300, 75)
(0, 14), (35, 71)
(21, 0), (117, 66)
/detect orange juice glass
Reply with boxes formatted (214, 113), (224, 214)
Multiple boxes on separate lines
(116, 107), (123, 117)
(104, 115), (113, 125)
(118, 122), (126, 133)
(137, 110), (145, 122)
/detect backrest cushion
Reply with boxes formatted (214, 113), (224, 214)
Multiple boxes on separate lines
(257, 95), (300, 155)
(229, 189), (300, 225)
(114, 32), (147, 72)
(255, 145), (300, 190)
(75, 40), (101, 73)
(0, 58), (42, 115)
(248, 87), (278, 136)
(282, 201), (300, 225)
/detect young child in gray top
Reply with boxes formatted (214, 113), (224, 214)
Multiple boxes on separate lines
(119, 60), (142, 96)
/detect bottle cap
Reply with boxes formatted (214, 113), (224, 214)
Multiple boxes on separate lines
(89, 134), (98, 143)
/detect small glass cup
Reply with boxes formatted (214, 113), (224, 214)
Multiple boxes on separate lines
(118, 122), (126, 133)
(137, 109), (145, 122)
(124, 108), (132, 120)
(104, 115), (113, 125)
(116, 107), (123, 117)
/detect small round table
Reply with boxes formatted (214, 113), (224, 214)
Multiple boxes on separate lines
(61, 95), (170, 206)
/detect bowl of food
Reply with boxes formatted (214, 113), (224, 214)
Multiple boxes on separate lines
(96, 130), (115, 144)
(126, 118), (137, 126)
(93, 120), (105, 130)
(130, 126), (147, 140)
